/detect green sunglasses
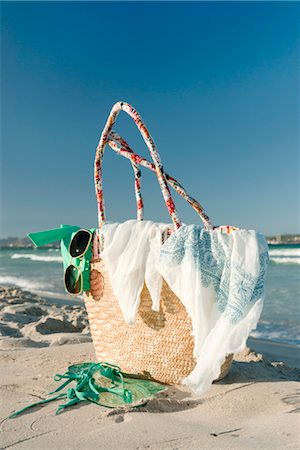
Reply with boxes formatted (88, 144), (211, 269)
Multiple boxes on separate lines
(64, 229), (93, 295)
(28, 225), (94, 296)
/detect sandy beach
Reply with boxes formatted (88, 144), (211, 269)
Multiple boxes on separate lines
(1, 286), (299, 449)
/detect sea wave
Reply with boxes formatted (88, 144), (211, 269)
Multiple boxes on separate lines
(0, 276), (81, 302)
(11, 253), (63, 263)
(269, 248), (300, 257)
(0, 275), (53, 292)
(40, 290), (84, 301)
(270, 257), (300, 265)
(250, 327), (300, 346)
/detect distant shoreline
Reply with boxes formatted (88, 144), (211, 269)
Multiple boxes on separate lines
(1, 234), (300, 248)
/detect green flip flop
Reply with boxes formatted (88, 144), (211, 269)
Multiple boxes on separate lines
(9, 362), (167, 418)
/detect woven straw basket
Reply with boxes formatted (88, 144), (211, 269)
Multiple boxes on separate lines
(84, 102), (233, 385)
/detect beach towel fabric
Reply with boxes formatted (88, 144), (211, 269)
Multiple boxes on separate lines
(99, 220), (269, 395)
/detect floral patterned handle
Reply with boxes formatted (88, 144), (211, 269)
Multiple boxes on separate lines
(108, 131), (144, 221)
(94, 102), (213, 230)
(108, 131), (213, 229)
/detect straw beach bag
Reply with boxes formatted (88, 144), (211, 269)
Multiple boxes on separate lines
(84, 102), (233, 385)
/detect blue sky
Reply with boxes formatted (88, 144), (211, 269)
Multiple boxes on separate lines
(1, 1), (299, 238)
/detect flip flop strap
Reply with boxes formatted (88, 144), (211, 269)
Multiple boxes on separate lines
(8, 362), (132, 418)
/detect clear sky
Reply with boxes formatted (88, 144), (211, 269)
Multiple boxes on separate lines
(1, 1), (299, 238)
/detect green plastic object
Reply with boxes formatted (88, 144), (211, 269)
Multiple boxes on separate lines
(60, 227), (94, 293)
(9, 362), (167, 417)
(28, 225), (80, 247)
(27, 224), (94, 294)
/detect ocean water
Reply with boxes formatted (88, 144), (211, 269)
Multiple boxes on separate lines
(0, 244), (299, 345)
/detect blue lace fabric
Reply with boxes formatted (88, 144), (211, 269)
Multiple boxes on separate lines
(160, 226), (269, 325)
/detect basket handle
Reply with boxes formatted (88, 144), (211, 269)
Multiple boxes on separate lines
(94, 102), (213, 230)
(108, 131), (212, 229)
(108, 131), (144, 221)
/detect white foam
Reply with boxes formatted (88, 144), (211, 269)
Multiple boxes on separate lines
(11, 253), (63, 263)
(250, 329), (300, 345)
(39, 290), (84, 301)
(269, 248), (300, 257)
(270, 257), (300, 265)
(0, 275), (51, 292)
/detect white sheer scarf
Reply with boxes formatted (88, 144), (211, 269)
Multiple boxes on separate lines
(99, 220), (269, 395)
(99, 220), (169, 324)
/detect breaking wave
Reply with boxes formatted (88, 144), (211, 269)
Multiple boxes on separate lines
(0, 275), (52, 292)
(11, 253), (63, 263)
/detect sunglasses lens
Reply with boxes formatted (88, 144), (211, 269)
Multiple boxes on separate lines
(70, 230), (91, 258)
(65, 265), (82, 294)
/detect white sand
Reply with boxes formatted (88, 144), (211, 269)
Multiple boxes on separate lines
(1, 286), (300, 449)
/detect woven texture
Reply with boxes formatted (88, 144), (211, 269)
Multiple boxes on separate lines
(84, 259), (233, 385)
